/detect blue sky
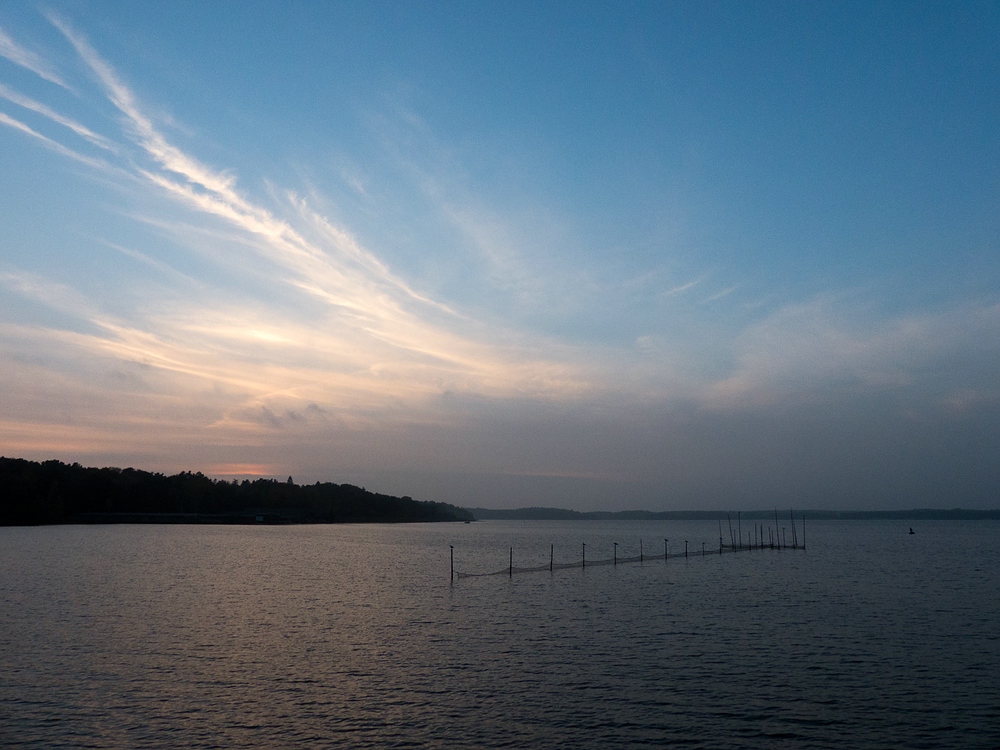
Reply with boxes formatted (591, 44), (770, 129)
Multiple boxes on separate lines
(1, 1), (998, 509)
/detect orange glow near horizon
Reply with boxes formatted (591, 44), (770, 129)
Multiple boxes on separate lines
(205, 463), (277, 478)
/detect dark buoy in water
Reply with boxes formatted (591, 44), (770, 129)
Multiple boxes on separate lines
(909, 527), (915, 535)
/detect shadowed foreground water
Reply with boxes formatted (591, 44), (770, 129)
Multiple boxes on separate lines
(1, 520), (998, 748)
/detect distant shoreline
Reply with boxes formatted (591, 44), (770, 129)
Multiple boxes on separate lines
(0, 457), (473, 526)
(464, 507), (1000, 521)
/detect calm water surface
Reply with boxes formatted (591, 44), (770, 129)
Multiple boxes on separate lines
(1, 520), (998, 748)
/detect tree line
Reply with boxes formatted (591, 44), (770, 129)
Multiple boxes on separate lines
(0, 457), (474, 525)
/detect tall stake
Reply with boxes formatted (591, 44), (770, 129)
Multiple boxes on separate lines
(550, 544), (554, 572)
(450, 545), (454, 582)
(509, 547), (513, 577)
(582, 543), (586, 569)
(775, 509), (780, 549)
(664, 538), (668, 561)
(738, 512), (742, 550)
(640, 538), (643, 563)
(802, 515), (806, 550)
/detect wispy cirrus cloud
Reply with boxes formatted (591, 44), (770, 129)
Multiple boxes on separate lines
(0, 81), (115, 150)
(0, 13), (602, 466)
(702, 285), (737, 304)
(33, 15), (593, 403)
(662, 278), (701, 297)
(47, 13), (240, 198)
(0, 25), (70, 89)
(0, 110), (108, 169)
(704, 297), (1000, 409)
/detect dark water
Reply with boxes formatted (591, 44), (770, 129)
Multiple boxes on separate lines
(1, 520), (998, 748)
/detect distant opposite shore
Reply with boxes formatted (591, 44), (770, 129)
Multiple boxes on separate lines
(466, 507), (1000, 521)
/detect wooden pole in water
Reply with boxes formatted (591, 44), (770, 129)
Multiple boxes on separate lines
(614, 542), (618, 565)
(550, 544), (554, 572)
(728, 514), (734, 550)
(802, 515), (806, 550)
(775, 509), (780, 549)
(640, 538), (643, 563)
(719, 519), (723, 554)
(450, 545), (454, 582)
(790, 509), (796, 548)
(509, 547), (513, 577)
(738, 512), (742, 550)
(664, 539), (668, 561)
(582, 543), (586, 569)
(702, 541), (705, 556)
(684, 540), (688, 558)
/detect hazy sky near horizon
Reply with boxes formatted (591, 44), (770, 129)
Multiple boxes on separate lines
(1, 1), (998, 510)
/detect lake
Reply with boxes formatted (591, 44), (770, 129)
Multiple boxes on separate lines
(1, 519), (998, 748)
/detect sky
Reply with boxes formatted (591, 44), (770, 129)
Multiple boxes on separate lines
(0, 1), (998, 511)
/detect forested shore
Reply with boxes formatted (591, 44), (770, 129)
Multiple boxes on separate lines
(0, 457), (474, 525)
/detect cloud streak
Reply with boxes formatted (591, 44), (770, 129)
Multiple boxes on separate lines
(0, 26), (70, 89)
(29, 15), (595, 408)
(0, 81), (115, 150)
(705, 297), (1000, 409)
(0, 110), (108, 170)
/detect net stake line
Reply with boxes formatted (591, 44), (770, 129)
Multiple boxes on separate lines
(453, 533), (806, 579)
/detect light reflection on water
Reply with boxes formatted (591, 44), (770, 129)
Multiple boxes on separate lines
(1, 520), (998, 748)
